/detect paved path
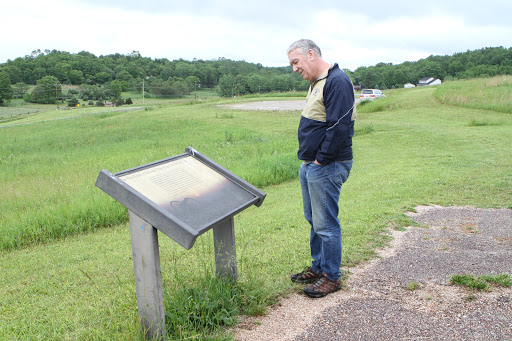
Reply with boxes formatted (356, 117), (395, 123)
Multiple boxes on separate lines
(236, 206), (512, 340)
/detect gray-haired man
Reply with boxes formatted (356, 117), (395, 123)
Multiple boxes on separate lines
(288, 39), (355, 298)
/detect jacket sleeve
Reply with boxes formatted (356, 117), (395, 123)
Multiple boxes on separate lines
(315, 73), (355, 164)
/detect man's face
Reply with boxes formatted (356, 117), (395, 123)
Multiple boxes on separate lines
(288, 48), (314, 83)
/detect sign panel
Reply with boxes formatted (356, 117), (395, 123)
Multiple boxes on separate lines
(95, 147), (266, 249)
(118, 156), (255, 230)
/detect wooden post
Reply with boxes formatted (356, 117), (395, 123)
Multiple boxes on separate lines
(129, 211), (166, 340)
(213, 217), (237, 280)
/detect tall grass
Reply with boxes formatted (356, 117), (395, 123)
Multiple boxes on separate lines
(357, 97), (394, 113)
(436, 75), (512, 114)
(0, 105), (299, 251)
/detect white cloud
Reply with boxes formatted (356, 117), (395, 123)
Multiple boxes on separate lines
(1, 0), (512, 69)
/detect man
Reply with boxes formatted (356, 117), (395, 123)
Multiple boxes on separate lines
(288, 39), (355, 298)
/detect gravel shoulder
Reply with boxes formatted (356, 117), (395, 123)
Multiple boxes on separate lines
(235, 205), (512, 340)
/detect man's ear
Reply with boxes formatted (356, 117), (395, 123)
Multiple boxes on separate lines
(307, 49), (316, 60)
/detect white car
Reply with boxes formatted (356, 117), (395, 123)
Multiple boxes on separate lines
(360, 89), (385, 101)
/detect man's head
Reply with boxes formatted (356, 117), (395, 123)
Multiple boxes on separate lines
(287, 39), (328, 83)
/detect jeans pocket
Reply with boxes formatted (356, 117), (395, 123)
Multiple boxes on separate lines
(335, 160), (353, 185)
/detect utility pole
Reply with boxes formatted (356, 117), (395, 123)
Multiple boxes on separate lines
(56, 83), (59, 110)
(142, 76), (149, 105)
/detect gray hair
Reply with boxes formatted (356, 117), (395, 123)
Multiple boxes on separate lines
(287, 39), (322, 57)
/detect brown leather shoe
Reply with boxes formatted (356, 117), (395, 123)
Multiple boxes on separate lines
(291, 267), (323, 284)
(304, 274), (342, 298)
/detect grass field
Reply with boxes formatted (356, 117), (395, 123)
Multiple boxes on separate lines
(1, 81), (511, 339)
(436, 74), (512, 114)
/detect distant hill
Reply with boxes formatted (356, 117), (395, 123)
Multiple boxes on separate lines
(1, 46), (511, 98)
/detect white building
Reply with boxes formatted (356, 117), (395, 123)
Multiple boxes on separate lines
(418, 77), (442, 86)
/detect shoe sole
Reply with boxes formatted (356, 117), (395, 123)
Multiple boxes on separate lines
(291, 270), (323, 284)
(291, 277), (319, 284)
(304, 286), (341, 298)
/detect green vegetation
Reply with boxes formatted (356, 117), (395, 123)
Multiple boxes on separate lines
(354, 46), (512, 89)
(2, 46), (512, 103)
(0, 50), (309, 103)
(1, 80), (511, 339)
(0, 71), (13, 103)
(450, 273), (512, 291)
(436, 75), (512, 114)
(0, 97), (301, 251)
(357, 97), (395, 113)
(407, 281), (420, 291)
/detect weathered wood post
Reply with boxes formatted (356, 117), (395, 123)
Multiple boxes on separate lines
(213, 217), (237, 280)
(129, 211), (166, 340)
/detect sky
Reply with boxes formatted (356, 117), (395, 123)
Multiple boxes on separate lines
(2, 0), (512, 71)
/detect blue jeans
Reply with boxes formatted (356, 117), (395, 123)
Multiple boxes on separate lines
(299, 160), (352, 281)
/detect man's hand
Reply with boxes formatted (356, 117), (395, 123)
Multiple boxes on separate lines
(314, 159), (322, 165)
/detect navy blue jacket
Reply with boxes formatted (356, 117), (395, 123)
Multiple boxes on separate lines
(298, 64), (355, 164)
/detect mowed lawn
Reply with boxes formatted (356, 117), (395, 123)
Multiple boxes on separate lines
(1, 86), (511, 340)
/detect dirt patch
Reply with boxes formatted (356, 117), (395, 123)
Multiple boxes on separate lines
(235, 205), (512, 340)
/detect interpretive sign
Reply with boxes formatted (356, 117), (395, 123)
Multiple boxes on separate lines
(95, 147), (266, 340)
(118, 155), (256, 232)
(96, 147), (265, 249)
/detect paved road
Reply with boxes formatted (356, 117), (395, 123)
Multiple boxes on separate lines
(236, 206), (512, 340)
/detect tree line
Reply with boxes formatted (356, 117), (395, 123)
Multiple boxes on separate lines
(1, 46), (512, 104)
(352, 46), (512, 89)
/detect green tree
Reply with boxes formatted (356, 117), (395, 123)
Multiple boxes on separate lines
(116, 70), (134, 83)
(448, 60), (464, 76)
(217, 74), (236, 97)
(247, 73), (266, 93)
(53, 62), (72, 82)
(94, 71), (112, 84)
(0, 71), (13, 104)
(173, 78), (189, 97)
(69, 70), (84, 84)
(151, 79), (177, 97)
(2, 65), (22, 84)
(185, 75), (200, 91)
(108, 80), (123, 99)
(160, 66), (174, 81)
(175, 62), (194, 78)
(78, 84), (103, 101)
(31, 76), (61, 104)
(13, 82), (29, 99)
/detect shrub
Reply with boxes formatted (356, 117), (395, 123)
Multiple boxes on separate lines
(68, 98), (80, 107)
(125, 97), (133, 105)
(23, 92), (33, 103)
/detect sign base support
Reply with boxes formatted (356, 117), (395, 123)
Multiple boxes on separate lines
(213, 217), (237, 280)
(129, 211), (167, 341)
